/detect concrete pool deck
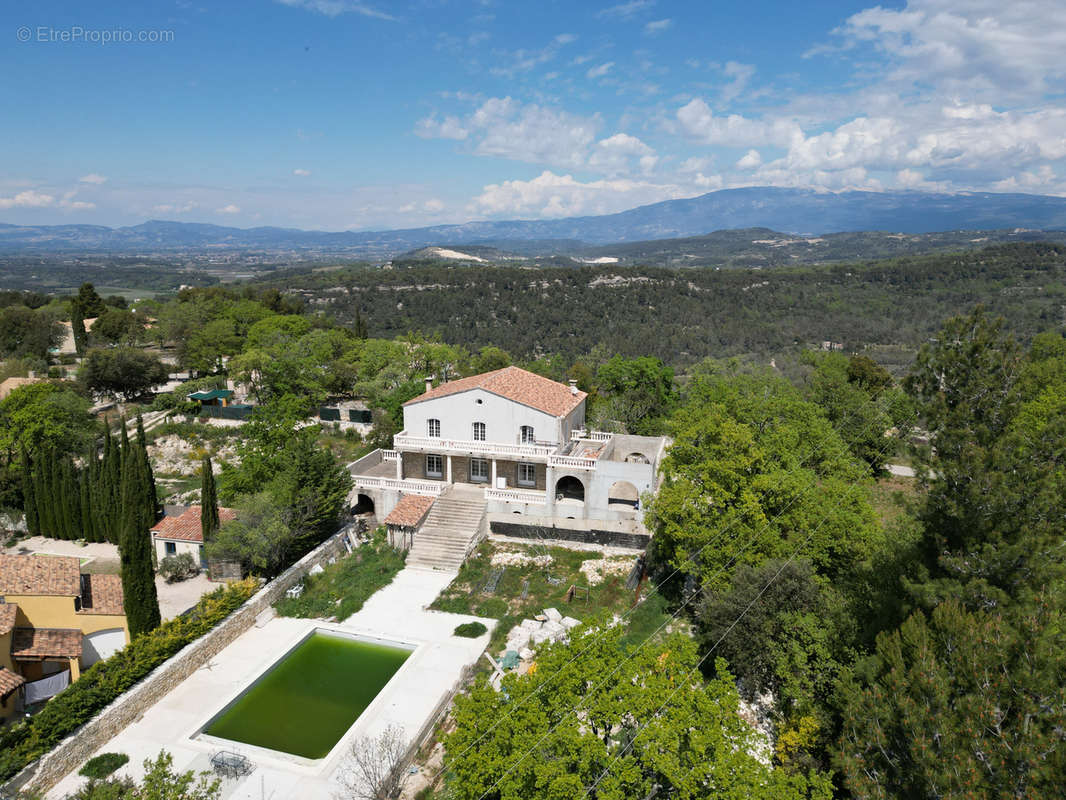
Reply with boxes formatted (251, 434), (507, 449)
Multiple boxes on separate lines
(47, 567), (494, 800)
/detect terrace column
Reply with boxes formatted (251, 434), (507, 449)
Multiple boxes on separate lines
(546, 464), (556, 513)
(395, 457), (402, 480)
(491, 459), (498, 487)
(446, 455), (453, 483)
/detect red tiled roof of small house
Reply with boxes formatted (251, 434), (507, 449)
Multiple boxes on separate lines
(150, 506), (237, 543)
(383, 494), (435, 529)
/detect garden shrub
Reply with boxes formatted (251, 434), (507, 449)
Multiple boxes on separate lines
(0, 578), (256, 782)
(78, 752), (129, 779)
(453, 622), (488, 638)
(158, 553), (199, 583)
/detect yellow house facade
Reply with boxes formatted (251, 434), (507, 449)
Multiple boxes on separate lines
(0, 555), (129, 720)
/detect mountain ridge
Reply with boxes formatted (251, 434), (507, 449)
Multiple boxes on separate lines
(3, 187), (1066, 255)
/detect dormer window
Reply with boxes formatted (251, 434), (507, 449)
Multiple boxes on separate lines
(427, 418), (441, 438)
(520, 425), (535, 444)
(472, 422), (486, 441)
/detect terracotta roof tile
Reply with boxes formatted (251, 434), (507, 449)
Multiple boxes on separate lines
(384, 494), (435, 528)
(404, 366), (586, 418)
(11, 627), (82, 660)
(0, 667), (25, 700)
(77, 574), (125, 616)
(0, 555), (81, 597)
(0, 602), (16, 635)
(150, 506), (237, 543)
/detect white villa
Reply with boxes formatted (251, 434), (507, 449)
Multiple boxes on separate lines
(349, 367), (666, 570)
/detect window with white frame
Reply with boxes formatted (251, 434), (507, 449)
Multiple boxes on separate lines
(472, 421), (486, 441)
(520, 425), (535, 444)
(470, 458), (489, 482)
(518, 463), (536, 486)
(426, 455), (443, 478)
(427, 418), (441, 437)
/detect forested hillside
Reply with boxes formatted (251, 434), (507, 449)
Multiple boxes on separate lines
(255, 243), (1066, 368)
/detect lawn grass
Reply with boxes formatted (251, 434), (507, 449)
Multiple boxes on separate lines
(866, 475), (920, 527)
(274, 535), (406, 621)
(430, 541), (662, 653)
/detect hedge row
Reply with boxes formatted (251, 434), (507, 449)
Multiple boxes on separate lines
(0, 578), (257, 782)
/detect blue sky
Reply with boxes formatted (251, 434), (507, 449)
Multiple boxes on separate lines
(2, 0), (1064, 230)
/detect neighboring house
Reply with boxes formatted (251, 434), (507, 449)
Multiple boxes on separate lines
(150, 505), (237, 567)
(349, 366), (667, 529)
(0, 376), (44, 401)
(0, 555), (129, 718)
(54, 318), (98, 356)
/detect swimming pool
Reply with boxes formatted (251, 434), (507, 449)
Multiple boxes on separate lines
(201, 629), (412, 759)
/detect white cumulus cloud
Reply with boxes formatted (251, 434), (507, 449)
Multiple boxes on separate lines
(216, 204), (241, 214)
(0, 190), (55, 209)
(472, 170), (690, 218)
(293, 168), (311, 176)
(78, 173), (108, 185)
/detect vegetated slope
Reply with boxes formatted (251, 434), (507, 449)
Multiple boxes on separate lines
(260, 243), (1066, 367)
(5, 186), (1066, 254)
(574, 227), (1066, 268)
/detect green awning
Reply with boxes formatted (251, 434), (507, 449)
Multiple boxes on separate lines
(188, 389), (233, 401)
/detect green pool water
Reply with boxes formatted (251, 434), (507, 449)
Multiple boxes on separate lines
(203, 631), (411, 759)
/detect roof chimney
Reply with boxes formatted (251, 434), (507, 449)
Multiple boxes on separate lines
(568, 378), (578, 395)
(425, 376), (433, 393)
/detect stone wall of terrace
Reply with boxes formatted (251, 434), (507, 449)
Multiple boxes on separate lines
(6, 527), (355, 796)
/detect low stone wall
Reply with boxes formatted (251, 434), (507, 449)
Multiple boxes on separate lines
(489, 520), (650, 550)
(7, 528), (354, 796)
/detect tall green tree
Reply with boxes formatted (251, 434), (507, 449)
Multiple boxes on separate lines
(837, 599), (1066, 799)
(200, 454), (219, 542)
(444, 621), (831, 800)
(70, 298), (88, 356)
(118, 447), (161, 635)
(19, 448), (38, 536)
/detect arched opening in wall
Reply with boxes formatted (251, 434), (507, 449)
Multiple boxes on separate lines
(624, 452), (650, 464)
(351, 493), (375, 515)
(608, 481), (640, 510)
(555, 476), (585, 504)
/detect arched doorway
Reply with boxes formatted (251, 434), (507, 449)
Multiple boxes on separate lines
(608, 481), (640, 509)
(351, 493), (375, 515)
(555, 476), (585, 503)
(624, 452), (650, 464)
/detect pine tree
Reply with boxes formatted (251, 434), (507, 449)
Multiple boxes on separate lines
(119, 450), (160, 636)
(20, 448), (39, 536)
(200, 454), (219, 542)
(70, 299), (88, 356)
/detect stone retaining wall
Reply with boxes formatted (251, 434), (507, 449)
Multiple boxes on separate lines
(7, 527), (354, 796)
(489, 520), (650, 550)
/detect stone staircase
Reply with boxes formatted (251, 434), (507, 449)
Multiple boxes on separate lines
(406, 487), (486, 572)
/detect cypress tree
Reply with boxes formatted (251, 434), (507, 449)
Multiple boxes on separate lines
(119, 449), (160, 635)
(136, 415), (159, 524)
(71, 299), (87, 356)
(103, 426), (122, 544)
(62, 459), (80, 540)
(34, 457), (51, 537)
(49, 454), (66, 540)
(20, 449), (38, 536)
(80, 471), (93, 544)
(200, 454), (219, 542)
